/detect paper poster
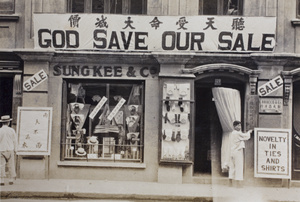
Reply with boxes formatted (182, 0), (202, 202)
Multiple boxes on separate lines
(16, 107), (52, 155)
(254, 128), (291, 179)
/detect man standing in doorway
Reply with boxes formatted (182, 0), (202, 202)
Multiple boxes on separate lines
(229, 120), (252, 188)
(0, 115), (17, 185)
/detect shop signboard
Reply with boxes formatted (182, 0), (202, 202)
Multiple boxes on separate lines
(34, 14), (276, 52)
(259, 98), (283, 113)
(16, 107), (53, 156)
(254, 128), (291, 179)
(52, 64), (160, 79)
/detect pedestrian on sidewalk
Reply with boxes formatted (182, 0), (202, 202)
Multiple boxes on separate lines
(228, 120), (252, 188)
(0, 115), (17, 186)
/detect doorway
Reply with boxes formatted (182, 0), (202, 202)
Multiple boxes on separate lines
(292, 81), (300, 180)
(0, 77), (13, 117)
(194, 77), (245, 177)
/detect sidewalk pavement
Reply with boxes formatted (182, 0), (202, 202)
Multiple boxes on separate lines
(1, 179), (300, 202)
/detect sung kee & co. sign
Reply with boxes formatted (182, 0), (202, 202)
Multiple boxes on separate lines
(34, 14), (276, 52)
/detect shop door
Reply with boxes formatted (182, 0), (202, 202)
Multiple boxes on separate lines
(0, 77), (13, 116)
(194, 80), (245, 177)
(292, 82), (300, 180)
(194, 86), (223, 175)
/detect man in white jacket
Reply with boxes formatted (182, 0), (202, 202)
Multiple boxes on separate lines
(228, 120), (252, 188)
(0, 115), (17, 186)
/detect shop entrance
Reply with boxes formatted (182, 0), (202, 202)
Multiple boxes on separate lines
(292, 82), (300, 180)
(194, 78), (245, 178)
(0, 77), (13, 116)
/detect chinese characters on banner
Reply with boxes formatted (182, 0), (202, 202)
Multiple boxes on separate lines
(16, 107), (53, 155)
(34, 14), (276, 52)
(254, 128), (291, 179)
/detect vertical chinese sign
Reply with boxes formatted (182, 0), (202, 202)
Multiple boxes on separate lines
(16, 107), (53, 155)
(254, 128), (291, 179)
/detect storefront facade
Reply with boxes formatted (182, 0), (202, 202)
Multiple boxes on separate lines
(1, 0), (300, 186)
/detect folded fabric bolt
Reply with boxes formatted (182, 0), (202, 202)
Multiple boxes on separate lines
(184, 102), (189, 112)
(166, 83), (176, 96)
(180, 113), (188, 124)
(165, 129), (172, 141)
(171, 101), (176, 111)
(178, 84), (190, 97)
(178, 98), (184, 112)
(128, 105), (139, 112)
(170, 113), (176, 124)
(162, 130), (167, 140)
(171, 130), (176, 141)
(165, 97), (170, 112)
(164, 113), (170, 123)
(130, 132), (139, 144)
(176, 131), (181, 142)
(70, 102), (84, 111)
(181, 129), (189, 140)
(70, 84), (81, 96)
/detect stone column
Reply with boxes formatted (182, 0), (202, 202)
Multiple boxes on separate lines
(153, 53), (194, 184)
(16, 51), (54, 179)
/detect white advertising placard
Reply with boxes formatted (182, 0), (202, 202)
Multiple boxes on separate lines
(34, 14), (276, 52)
(89, 96), (108, 119)
(254, 128), (291, 179)
(16, 107), (52, 155)
(107, 98), (126, 121)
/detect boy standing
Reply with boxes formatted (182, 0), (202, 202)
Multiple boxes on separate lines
(229, 120), (252, 188)
(0, 115), (17, 185)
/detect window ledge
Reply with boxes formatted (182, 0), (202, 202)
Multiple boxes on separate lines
(0, 14), (19, 22)
(291, 19), (300, 27)
(57, 161), (146, 169)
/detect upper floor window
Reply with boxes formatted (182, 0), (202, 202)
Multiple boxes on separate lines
(0, 0), (15, 14)
(199, 0), (243, 15)
(68, 0), (147, 14)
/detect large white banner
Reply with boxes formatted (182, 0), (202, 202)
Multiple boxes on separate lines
(34, 14), (276, 52)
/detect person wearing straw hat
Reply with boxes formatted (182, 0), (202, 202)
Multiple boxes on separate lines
(0, 115), (17, 186)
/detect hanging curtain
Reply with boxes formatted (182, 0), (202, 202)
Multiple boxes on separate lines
(212, 87), (241, 172)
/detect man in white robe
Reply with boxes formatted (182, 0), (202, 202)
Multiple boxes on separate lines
(229, 120), (252, 188)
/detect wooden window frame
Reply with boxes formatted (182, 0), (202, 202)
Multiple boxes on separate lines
(198, 0), (243, 15)
(67, 0), (147, 14)
(0, 0), (15, 14)
(61, 79), (145, 162)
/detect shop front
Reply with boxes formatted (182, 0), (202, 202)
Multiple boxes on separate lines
(15, 13), (300, 186)
(0, 57), (22, 131)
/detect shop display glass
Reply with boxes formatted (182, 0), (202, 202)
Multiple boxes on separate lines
(160, 79), (193, 163)
(61, 80), (144, 162)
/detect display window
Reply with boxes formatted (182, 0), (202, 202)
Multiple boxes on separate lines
(159, 79), (193, 164)
(61, 79), (144, 162)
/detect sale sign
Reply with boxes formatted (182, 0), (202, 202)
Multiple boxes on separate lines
(23, 69), (48, 91)
(258, 75), (283, 97)
(33, 14), (276, 52)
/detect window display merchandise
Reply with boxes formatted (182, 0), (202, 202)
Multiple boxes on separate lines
(161, 81), (191, 162)
(62, 80), (143, 162)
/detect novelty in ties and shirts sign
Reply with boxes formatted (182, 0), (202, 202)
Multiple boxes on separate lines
(254, 128), (291, 179)
(34, 14), (276, 52)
